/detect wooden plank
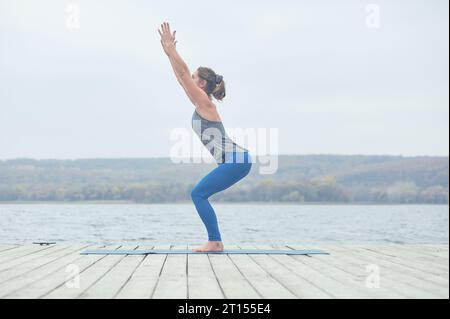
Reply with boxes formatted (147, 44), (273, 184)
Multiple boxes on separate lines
(0, 245), (90, 298)
(368, 244), (449, 265)
(31, 245), (120, 299)
(206, 245), (261, 299)
(1, 246), (109, 299)
(115, 245), (169, 299)
(260, 245), (373, 298)
(322, 244), (444, 299)
(0, 244), (446, 299)
(393, 244), (449, 258)
(0, 246), (19, 254)
(0, 245), (36, 258)
(0, 245), (76, 283)
(401, 244), (449, 254)
(229, 245), (298, 299)
(278, 244), (405, 299)
(43, 245), (137, 299)
(78, 245), (146, 299)
(245, 245), (332, 299)
(152, 245), (188, 299)
(271, 244), (394, 299)
(294, 244), (437, 298)
(320, 245), (448, 298)
(327, 244), (447, 276)
(353, 245), (449, 278)
(363, 244), (449, 261)
(351, 245), (449, 292)
(0, 245), (56, 263)
(287, 244), (412, 298)
(333, 245), (448, 298)
(186, 244), (224, 299)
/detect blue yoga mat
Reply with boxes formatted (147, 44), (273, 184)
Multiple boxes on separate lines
(80, 249), (328, 255)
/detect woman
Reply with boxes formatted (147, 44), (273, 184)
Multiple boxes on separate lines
(158, 22), (252, 252)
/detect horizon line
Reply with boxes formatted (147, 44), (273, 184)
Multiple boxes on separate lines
(0, 153), (449, 161)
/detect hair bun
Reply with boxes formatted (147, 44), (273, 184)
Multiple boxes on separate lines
(215, 74), (223, 85)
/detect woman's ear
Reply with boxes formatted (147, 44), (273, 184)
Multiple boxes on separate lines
(199, 78), (207, 89)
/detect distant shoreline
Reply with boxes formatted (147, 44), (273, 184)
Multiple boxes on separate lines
(0, 200), (447, 206)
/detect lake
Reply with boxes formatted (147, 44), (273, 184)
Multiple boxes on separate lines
(0, 203), (448, 245)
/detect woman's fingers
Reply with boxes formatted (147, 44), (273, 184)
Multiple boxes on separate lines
(158, 22), (176, 43)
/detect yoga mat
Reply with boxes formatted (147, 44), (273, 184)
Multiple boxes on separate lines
(80, 249), (329, 255)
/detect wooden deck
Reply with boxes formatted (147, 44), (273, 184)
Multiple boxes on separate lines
(0, 244), (447, 299)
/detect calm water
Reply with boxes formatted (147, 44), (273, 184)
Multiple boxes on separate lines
(0, 204), (448, 245)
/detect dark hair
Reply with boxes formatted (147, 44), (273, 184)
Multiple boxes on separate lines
(197, 66), (226, 101)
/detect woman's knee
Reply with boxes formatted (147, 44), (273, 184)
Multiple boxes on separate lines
(236, 162), (252, 180)
(191, 186), (207, 200)
(243, 162), (252, 174)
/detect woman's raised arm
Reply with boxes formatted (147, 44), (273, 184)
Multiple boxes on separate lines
(158, 22), (210, 108)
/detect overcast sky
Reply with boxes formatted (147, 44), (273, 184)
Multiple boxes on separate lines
(0, 0), (448, 160)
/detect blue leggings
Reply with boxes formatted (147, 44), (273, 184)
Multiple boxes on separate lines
(191, 151), (252, 241)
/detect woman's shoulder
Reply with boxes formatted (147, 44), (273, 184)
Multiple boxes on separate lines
(194, 104), (222, 123)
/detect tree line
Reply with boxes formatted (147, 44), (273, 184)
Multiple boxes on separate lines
(0, 155), (448, 203)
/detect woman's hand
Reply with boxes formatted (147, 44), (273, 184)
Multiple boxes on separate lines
(158, 22), (177, 55)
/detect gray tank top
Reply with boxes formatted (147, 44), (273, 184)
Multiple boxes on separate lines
(192, 109), (248, 164)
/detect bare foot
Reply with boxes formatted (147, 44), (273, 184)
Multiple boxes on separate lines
(192, 241), (224, 252)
